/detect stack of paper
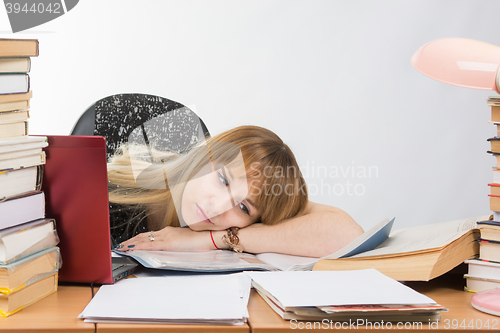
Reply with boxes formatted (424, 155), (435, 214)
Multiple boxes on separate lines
(246, 269), (446, 322)
(79, 274), (251, 325)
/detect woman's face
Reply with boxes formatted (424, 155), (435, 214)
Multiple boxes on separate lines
(180, 158), (261, 231)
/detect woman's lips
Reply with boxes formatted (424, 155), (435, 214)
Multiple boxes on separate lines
(196, 204), (214, 224)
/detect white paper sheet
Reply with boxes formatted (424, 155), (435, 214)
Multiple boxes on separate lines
(130, 271), (252, 318)
(245, 269), (436, 307)
(79, 275), (250, 324)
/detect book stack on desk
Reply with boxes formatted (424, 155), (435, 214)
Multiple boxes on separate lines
(466, 95), (500, 292)
(0, 38), (61, 318)
(0, 39), (38, 139)
(487, 95), (500, 221)
(464, 221), (500, 292)
(0, 39), (45, 200)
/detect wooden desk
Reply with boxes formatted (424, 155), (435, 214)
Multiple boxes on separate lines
(96, 323), (249, 333)
(0, 274), (498, 332)
(246, 274), (500, 332)
(0, 285), (95, 333)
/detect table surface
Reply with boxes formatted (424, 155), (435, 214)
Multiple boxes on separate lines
(0, 285), (95, 333)
(0, 273), (498, 332)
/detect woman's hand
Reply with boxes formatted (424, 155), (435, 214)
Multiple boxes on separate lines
(115, 226), (214, 252)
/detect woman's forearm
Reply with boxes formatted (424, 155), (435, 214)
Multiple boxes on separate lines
(121, 202), (364, 257)
(212, 208), (364, 257)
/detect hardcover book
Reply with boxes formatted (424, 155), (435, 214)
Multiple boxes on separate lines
(0, 121), (28, 138)
(0, 91), (31, 105)
(0, 247), (60, 295)
(0, 110), (29, 123)
(313, 216), (487, 281)
(0, 39), (38, 58)
(0, 273), (57, 317)
(0, 74), (29, 95)
(0, 192), (45, 231)
(0, 165), (43, 200)
(0, 219), (58, 265)
(0, 58), (30, 73)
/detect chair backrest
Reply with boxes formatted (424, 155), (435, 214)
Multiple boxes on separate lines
(71, 93), (210, 160)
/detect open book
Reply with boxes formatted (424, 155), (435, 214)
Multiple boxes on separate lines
(119, 217), (394, 272)
(313, 215), (489, 281)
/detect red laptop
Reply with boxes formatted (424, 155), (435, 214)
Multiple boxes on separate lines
(42, 135), (137, 284)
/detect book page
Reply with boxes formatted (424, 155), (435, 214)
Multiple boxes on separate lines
(132, 271), (252, 318)
(350, 216), (488, 258)
(122, 249), (279, 272)
(256, 218), (394, 271)
(256, 252), (318, 271)
(246, 269), (437, 307)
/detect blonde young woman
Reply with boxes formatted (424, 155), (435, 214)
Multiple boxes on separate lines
(110, 125), (363, 257)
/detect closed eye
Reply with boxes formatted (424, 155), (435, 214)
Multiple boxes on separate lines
(218, 170), (251, 216)
(238, 202), (250, 215)
(218, 171), (229, 186)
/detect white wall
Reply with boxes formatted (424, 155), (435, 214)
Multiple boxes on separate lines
(1, 0), (498, 230)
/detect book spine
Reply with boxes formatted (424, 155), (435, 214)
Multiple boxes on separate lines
(35, 165), (43, 191)
(0, 74), (29, 95)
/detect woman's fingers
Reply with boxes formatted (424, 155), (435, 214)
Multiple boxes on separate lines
(125, 241), (163, 251)
(113, 226), (208, 252)
(115, 230), (164, 251)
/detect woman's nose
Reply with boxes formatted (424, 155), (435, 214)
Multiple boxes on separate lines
(208, 188), (234, 218)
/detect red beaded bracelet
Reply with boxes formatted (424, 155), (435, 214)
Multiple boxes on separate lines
(210, 231), (220, 250)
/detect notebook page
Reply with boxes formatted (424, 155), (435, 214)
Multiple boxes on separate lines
(246, 269), (436, 307)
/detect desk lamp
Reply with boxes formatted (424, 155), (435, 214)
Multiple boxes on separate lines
(411, 37), (500, 317)
(411, 37), (500, 93)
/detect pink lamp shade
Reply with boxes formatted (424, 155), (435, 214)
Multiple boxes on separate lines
(411, 38), (500, 94)
(471, 288), (500, 317)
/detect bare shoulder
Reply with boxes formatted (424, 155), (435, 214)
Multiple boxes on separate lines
(303, 201), (359, 222)
(304, 201), (346, 214)
(304, 201), (364, 235)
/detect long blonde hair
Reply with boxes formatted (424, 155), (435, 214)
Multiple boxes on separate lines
(107, 125), (308, 232)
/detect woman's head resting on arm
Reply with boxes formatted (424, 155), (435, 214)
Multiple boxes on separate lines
(180, 125), (309, 231)
(107, 125), (308, 232)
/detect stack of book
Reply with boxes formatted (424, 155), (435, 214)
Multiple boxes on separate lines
(0, 38), (60, 317)
(0, 39), (37, 138)
(464, 96), (500, 292)
(487, 95), (500, 222)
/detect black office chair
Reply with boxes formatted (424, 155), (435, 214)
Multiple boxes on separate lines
(71, 93), (210, 160)
(70, 93), (211, 244)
